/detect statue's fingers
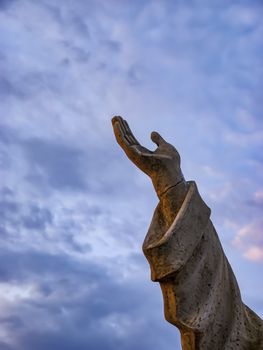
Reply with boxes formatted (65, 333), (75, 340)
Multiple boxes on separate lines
(117, 119), (133, 145)
(122, 119), (135, 144)
(122, 119), (140, 145)
(112, 119), (130, 148)
(112, 116), (131, 145)
(112, 116), (123, 127)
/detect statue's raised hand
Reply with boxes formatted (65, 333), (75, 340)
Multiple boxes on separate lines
(112, 116), (185, 198)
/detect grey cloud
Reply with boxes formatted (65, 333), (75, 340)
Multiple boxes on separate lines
(0, 125), (20, 145)
(0, 342), (15, 350)
(0, 199), (19, 219)
(0, 76), (26, 99)
(69, 15), (90, 37)
(0, 248), (179, 350)
(0, 316), (24, 330)
(42, 1), (90, 34)
(22, 71), (64, 95)
(18, 327), (177, 350)
(0, 0), (16, 11)
(0, 249), (105, 283)
(21, 205), (53, 230)
(0, 198), (19, 233)
(105, 40), (122, 52)
(63, 232), (92, 253)
(61, 41), (90, 63)
(23, 138), (87, 191)
(0, 0), (262, 348)
(0, 187), (13, 196)
(0, 190), (53, 240)
(0, 71), (48, 102)
(127, 65), (144, 85)
(3, 70), (69, 101)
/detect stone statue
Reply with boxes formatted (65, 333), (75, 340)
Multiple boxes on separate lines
(112, 116), (263, 350)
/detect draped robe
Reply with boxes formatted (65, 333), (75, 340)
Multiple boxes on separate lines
(143, 181), (263, 350)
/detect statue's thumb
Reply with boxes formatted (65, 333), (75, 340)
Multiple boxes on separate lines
(151, 131), (166, 146)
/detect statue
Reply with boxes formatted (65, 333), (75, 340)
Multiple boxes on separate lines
(111, 116), (263, 350)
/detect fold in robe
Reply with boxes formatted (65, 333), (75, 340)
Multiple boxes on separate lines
(143, 181), (263, 350)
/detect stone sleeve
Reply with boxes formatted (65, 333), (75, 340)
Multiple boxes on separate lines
(142, 181), (211, 281)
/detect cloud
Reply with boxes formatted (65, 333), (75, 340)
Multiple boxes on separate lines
(22, 138), (87, 191)
(243, 246), (263, 262)
(0, 0), (263, 347)
(253, 190), (263, 206)
(233, 220), (263, 262)
(0, 76), (26, 99)
(0, 0), (17, 11)
(0, 248), (180, 350)
(21, 205), (53, 230)
(0, 341), (14, 350)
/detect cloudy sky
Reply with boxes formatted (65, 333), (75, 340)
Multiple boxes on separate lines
(0, 0), (263, 349)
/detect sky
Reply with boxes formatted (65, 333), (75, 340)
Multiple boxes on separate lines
(0, 0), (263, 349)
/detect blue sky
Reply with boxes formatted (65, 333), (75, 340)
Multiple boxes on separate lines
(0, 0), (263, 349)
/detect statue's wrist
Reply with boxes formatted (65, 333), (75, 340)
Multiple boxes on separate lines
(158, 178), (185, 198)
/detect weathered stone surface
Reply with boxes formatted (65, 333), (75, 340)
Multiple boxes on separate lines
(112, 116), (263, 350)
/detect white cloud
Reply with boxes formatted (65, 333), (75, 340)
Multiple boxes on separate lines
(233, 220), (263, 262)
(243, 246), (263, 262)
(1, 0), (263, 348)
(254, 190), (263, 204)
(0, 282), (36, 303)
